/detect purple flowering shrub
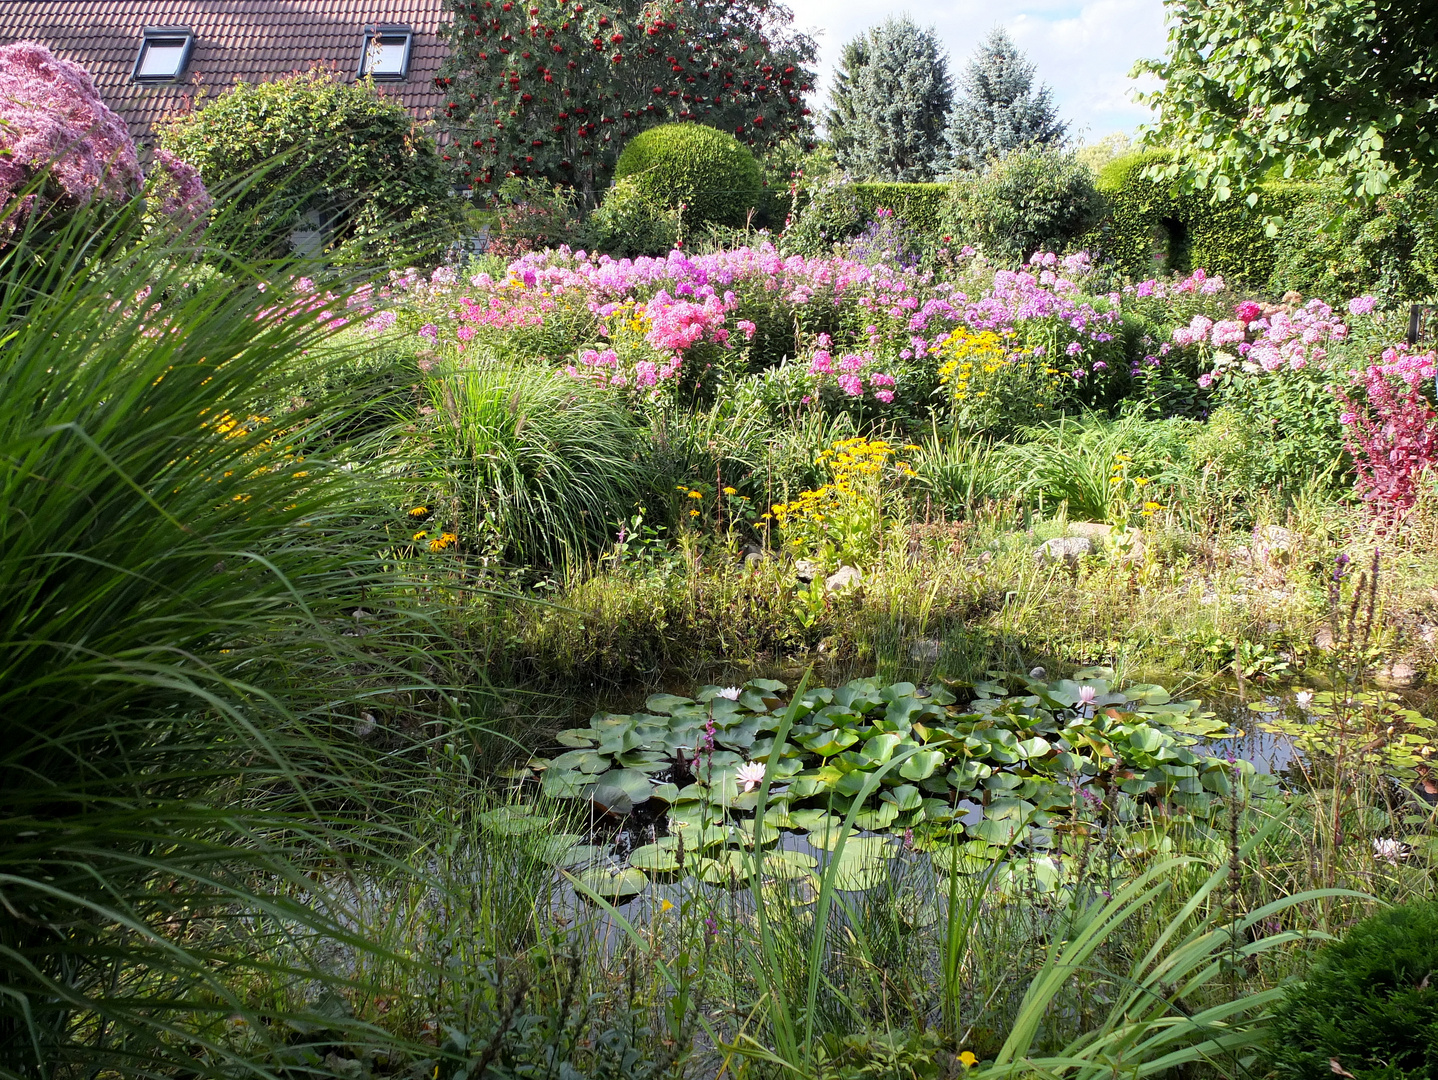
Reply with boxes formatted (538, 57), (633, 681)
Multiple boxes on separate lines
(0, 41), (141, 224)
(0, 42), (209, 237)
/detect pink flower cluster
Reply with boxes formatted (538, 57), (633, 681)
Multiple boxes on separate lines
(148, 148), (212, 226)
(1123, 269), (1227, 299)
(805, 335), (897, 402)
(0, 42), (141, 215)
(641, 290), (731, 354)
(1191, 298), (1352, 385)
(565, 346), (680, 392)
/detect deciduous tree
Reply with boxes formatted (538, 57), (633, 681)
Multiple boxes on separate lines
(1135, 0), (1438, 201)
(435, 0), (817, 205)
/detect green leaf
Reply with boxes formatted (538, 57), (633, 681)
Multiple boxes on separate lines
(645, 693), (695, 714)
(576, 865), (648, 900)
(899, 749), (945, 781)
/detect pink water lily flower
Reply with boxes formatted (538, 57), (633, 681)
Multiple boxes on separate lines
(736, 761), (767, 792)
(1077, 686), (1098, 706)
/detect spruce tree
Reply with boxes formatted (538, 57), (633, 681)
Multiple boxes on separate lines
(946, 28), (1065, 172)
(825, 18), (951, 182)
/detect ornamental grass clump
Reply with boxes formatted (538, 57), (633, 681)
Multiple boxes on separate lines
(1268, 900), (1438, 1080)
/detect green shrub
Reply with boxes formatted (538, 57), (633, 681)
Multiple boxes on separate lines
(485, 177), (595, 258)
(613, 123), (762, 229)
(1268, 176), (1438, 301)
(852, 182), (949, 238)
(945, 148), (1102, 262)
(159, 68), (461, 262)
(780, 174), (867, 255)
(1091, 149), (1312, 287)
(590, 178), (679, 258)
(421, 364), (649, 567)
(1269, 901), (1438, 1080)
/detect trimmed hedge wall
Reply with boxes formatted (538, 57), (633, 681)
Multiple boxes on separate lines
(614, 123), (762, 228)
(1089, 150), (1314, 288)
(852, 183), (950, 237)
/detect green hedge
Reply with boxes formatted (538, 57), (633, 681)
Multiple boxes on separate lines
(1089, 150), (1314, 288)
(851, 183), (950, 237)
(614, 123), (762, 229)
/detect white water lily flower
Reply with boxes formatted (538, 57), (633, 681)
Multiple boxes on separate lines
(1295, 690), (1315, 708)
(736, 761), (767, 792)
(716, 687), (742, 700)
(1374, 837), (1408, 864)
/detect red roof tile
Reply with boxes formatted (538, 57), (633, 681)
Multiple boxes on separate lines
(0, 0), (450, 144)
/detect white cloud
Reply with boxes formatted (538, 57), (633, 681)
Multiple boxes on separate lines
(784, 0), (1166, 140)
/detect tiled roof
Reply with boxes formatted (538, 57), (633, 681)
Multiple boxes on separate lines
(0, 0), (450, 144)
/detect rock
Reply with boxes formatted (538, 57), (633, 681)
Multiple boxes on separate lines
(1066, 521), (1112, 540)
(354, 711), (377, 738)
(743, 551), (766, 570)
(1420, 623), (1437, 646)
(909, 639), (941, 663)
(1253, 525), (1296, 568)
(1314, 626), (1335, 650)
(825, 565), (863, 592)
(1028, 666), (1047, 679)
(1375, 660), (1423, 688)
(1034, 536), (1093, 567)
(794, 558), (822, 583)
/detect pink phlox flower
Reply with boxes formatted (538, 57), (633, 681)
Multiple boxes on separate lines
(837, 373), (863, 396)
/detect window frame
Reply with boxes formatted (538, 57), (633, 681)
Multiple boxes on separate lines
(357, 25), (414, 82)
(131, 26), (195, 84)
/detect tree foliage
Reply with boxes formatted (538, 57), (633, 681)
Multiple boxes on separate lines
(435, 0), (816, 205)
(945, 28), (1065, 173)
(947, 147), (1100, 262)
(1134, 0), (1438, 201)
(159, 68), (459, 261)
(824, 18), (952, 182)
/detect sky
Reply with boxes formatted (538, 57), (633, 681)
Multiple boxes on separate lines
(784, 0), (1169, 143)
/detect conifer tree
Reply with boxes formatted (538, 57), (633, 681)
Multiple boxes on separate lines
(946, 28), (1065, 172)
(825, 18), (951, 182)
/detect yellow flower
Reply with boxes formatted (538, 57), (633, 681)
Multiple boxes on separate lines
(408, 506), (429, 517)
(660, 898), (675, 912)
(413, 530), (429, 541)
(959, 1051), (978, 1068)
(689, 509), (700, 517)
(1133, 476), (1150, 486)
(676, 485), (689, 492)
(722, 486), (737, 495)
(687, 490), (703, 499)
(428, 532), (458, 552)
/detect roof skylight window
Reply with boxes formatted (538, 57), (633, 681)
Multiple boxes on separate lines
(132, 28), (194, 83)
(358, 26), (414, 81)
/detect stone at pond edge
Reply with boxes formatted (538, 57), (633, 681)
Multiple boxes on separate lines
(1034, 536), (1092, 567)
(1375, 660), (1423, 689)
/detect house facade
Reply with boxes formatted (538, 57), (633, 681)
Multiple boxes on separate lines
(1, 0), (449, 147)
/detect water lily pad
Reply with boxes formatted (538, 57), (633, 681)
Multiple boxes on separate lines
(478, 805), (546, 835)
(646, 693), (695, 715)
(806, 824), (858, 851)
(529, 832), (583, 862)
(853, 801), (900, 831)
(880, 783), (923, 812)
(629, 839), (682, 872)
(591, 769), (654, 815)
(827, 836), (895, 891)
(575, 865), (647, 900)
(542, 769), (592, 799)
(555, 728), (597, 747)
(899, 749), (945, 781)
(735, 818), (780, 846)
(786, 808), (842, 833)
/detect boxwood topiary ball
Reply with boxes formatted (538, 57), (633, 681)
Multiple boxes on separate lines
(1269, 901), (1438, 1080)
(613, 123), (762, 229)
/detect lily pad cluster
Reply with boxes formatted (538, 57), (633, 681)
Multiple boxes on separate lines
(530, 669), (1268, 861)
